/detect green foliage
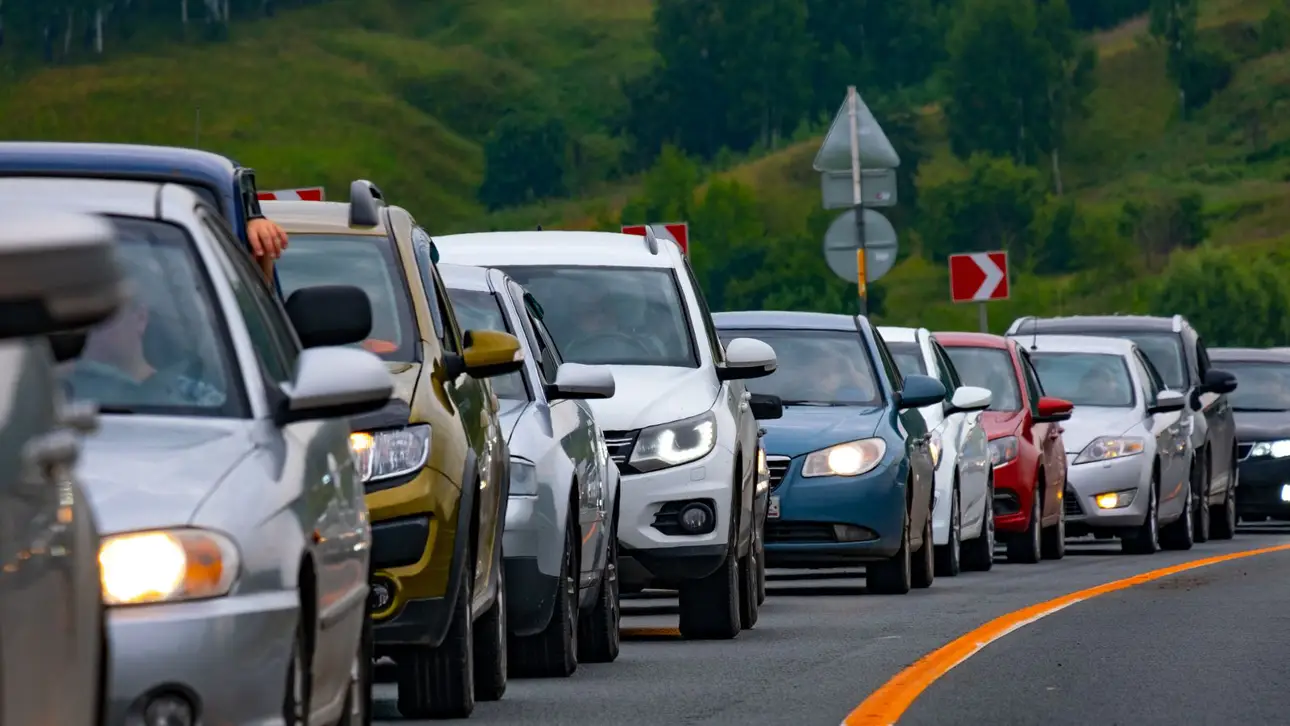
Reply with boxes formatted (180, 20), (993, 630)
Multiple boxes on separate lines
(1148, 246), (1290, 346)
(1118, 192), (1208, 269)
(1180, 44), (1235, 110)
(479, 113), (570, 210)
(918, 155), (1045, 264)
(1261, 5), (1290, 53)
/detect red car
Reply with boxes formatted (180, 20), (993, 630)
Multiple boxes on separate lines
(934, 332), (1075, 563)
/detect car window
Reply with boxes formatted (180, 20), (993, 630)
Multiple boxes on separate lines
(410, 226), (446, 341)
(885, 341), (927, 378)
(1121, 332), (1188, 391)
(716, 328), (881, 406)
(275, 232), (418, 362)
(1030, 352), (1136, 408)
(680, 257), (724, 364)
(1130, 352), (1158, 407)
(1222, 360), (1290, 411)
(873, 335), (904, 391)
(933, 342), (963, 390)
(1018, 351), (1045, 412)
(502, 265), (698, 368)
(504, 281), (560, 383)
(1196, 336), (1212, 377)
(942, 346), (1022, 412)
(59, 216), (245, 418)
(442, 287), (529, 400)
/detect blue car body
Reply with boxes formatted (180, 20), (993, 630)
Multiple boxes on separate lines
(0, 141), (283, 296)
(714, 311), (939, 570)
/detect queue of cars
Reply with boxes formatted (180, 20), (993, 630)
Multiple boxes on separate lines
(0, 138), (1274, 725)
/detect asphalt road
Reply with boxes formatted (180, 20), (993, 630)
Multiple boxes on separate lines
(375, 523), (1290, 725)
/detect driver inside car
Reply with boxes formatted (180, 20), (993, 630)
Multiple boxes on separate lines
(1078, 364), (1126, 407)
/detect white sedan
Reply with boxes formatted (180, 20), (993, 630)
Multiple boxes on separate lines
(879, 326), (995, 575)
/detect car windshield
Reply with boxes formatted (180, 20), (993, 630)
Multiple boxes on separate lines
(1220, 361), (1290, 411)
(1030, 352), (1135, 408)
(942, 346), (1022, 411)
(717, 329), (881, 406)
(886, 341), (927, 377)
(58, 217), (242, 417)
(501, 265), (697, 367)
(275, 233), (418, 362)
(444, 287), (529, 401)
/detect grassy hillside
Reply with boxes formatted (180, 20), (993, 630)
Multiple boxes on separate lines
(0, 0), (654, 228)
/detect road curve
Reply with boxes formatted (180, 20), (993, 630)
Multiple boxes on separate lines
(376, 525), (1290, 725)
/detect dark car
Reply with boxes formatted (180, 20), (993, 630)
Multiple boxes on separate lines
(1006, 315), (1239, 541)
(1209, 348), (1290, 523)
(0, 141), (282, 296)
(714, 311), (945, 595)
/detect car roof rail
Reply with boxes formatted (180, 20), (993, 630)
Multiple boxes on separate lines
(349, 179), (385, 227)
(1171, 314), (1184, 332)
(642, 225), (660, 255)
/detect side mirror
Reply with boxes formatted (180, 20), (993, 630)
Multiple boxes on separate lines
(545, 363), (615, 400)
(458, 329), (524, 378)
(717, 337), (777, 381)
(749, 393), (783, 420)
(0, 209), (126, 340)
(285, 285), (372, 348)
(946, 385), (992, 414)
(1149, 389), (1188, 414)
(1202, 368), (1238, 395)
(897, 374), (947, 410)
(277, 347), (393, 425)
(1034, 396), (1074, 423)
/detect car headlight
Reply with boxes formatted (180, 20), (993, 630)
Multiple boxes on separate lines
(928, 433), (944, 470)
(1250, 440), (1290, 459)
(802, 438), (887, 478)
(1075, 436), (1145, 465)
(99, 529), (239, 606)
(510, 458), (538, 496)
(989, 436), (1019, 466)
(349, 424), (431, 483)
(628, 411), (717, 473)
(756, 447), (770, 492)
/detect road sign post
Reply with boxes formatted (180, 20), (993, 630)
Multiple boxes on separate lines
(948, 251), (1010, 333)
(622, 223), (689, 255)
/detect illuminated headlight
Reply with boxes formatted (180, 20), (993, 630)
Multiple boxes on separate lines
(1075, 436), (1144, 465)
(989, 436), (1019, 466)
(1250, 440), (1290, 459)
(349, 424), (431, 483)
(802, 438), (887, 478)
(510, 458), (538, 496)
(99, 529), (239, 606)
(1094, 489), (1137, 510)
(928, 433), (944, 470)
(756, 447), (770, 492)
(628, 411), (717, 472)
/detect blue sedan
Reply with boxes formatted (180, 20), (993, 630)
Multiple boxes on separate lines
(714, 311), (946, 594)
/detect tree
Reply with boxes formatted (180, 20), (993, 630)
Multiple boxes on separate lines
(477, 112), (570, 210)
(1148, 247), (1290, 346)
(918, 154), (1046, 266)
(715, 0), (813, 152)
(1149, 0), (1200, 114)
(1035, 0), (1097, 194)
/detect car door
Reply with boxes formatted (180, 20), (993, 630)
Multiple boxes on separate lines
(873, 333), (933, 530)
(199, 209), (364, 704)
(1016, 348), (1066, 520)
(1195, 336), (1236, 495)
(1133, 350), (1187, 512)
(934, 340), (990, 525)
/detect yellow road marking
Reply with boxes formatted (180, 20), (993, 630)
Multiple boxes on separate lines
(843, 543), (1290, 726)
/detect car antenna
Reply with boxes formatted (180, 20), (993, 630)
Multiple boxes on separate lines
(1029, 316), (1039, 351)
(536, 224), (543, 231)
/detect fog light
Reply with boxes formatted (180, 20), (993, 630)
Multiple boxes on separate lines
(370, 575), (398, 617)
(143, 694), (194, 726)
(678, 503), (714, 534)
(1095, 489), (1135, 510)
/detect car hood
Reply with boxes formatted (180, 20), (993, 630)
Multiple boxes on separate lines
(760, 405), (884, 459)
(497, 399), (530, 443)
(1059, 407), (1141, 453)
(385, 361), (421, 403)
(1233, 410), (1290, 442)
(582, 366), (717, 431)
(76, 417), (253, 535)
(981, 410), (1025, 439)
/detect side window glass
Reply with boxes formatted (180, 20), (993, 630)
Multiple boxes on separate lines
(1132, 355), (1156, 407)
(1018, 351), (1044, 412)
(411, 226), (446, 340)
(934, 343), (962, 390)
(931, 345), (955, 393)
(429, 265), (462, 354)
(529, 313), (561, 382)
(872, 335), (902, 390)
(680, 258), (724, 364)
(1196, 336), (1211, 377)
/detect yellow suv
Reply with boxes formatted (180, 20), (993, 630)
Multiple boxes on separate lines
(264, 181), (523, 718)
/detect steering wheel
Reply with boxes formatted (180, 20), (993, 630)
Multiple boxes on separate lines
(563, 331), (655, 361)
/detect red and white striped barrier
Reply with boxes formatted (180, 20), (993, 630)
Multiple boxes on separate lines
(258, 187), (325, 201)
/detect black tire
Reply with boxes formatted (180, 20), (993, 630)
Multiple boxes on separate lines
(1193, 451), (1212, 543)
(577, 523), (621, 664)
(339, 601), (374, 726)
(473, 564), (507, 700)
(396, 563), (475, 719)
(1211, 468), (1238, 540)
(1007, 487), (1042, 564)
(510, 517), (578, 678)
(962, 478), (996, 572)
(911, 506), (935, 589)
(283, 599), (313, 726)
(1041, 491), (1066, 560)
(755, 515), (767, 605)
(678, 506), (741, 640)
(1160, 480), (1195, 551)
(867, 507), (912, 595)
(934, 487), (962, 577)
(738, 541), (760, 629)
(1122, 478), (1160, 555)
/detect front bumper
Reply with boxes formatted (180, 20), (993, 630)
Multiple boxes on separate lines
(1063, 453), (1152, 532)
(106, 590), (297, 726)
(991, 459), (1034, 533)
(1237, 455), (1290, 516)
(761, 455), (906, 568)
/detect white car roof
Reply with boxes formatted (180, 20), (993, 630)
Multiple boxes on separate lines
(432, 230), (683, 269)
(1018, 334), (1138, 356)
(877, 325), (921, 344)
(0, 177), (165, 218)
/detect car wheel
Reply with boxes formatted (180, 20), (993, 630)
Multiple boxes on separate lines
(867, 507), (912, 595)
(737, 541), (760, 629)
(1211, 470), (1238, 540)
(962, 479), (996, 572)
(678, 503), (741, 640)
(1041, 490), (1066, 560)
(934, 486), (962, 577)
(1160, 479), (1195, 551)
(1122, 477), (1160, 555)
(755, 516), (767, 605)
(510, 514), (578, 677)
(1007, 486), (1042, 564)
(338, 600), (374, 726)
(473, 562), (507, 700)
(577, 522), (621, 664)
(911, 506), (935, 589)
(396, 555), (475, 718)
(1193, 451), (1212, 543)
(283, 606), (313, 726)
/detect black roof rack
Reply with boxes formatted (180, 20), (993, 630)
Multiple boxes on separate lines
(349, 179), (385, 227)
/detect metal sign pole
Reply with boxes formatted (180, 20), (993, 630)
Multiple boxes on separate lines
(847, 86), (867, 316)
(978, 302), (989, 333)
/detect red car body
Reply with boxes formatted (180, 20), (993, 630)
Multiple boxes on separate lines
(934, 332), (1075, 562)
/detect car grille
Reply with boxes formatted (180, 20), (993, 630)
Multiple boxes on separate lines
(766, 521), (838, 544)
(765, 456), (791, 490)
(1063, 487), (1083, 517)
(603, 430), (639, 470)
(1238, 443), (1253, 461)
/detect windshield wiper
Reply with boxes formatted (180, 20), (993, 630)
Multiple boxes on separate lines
(95, 405), (139, 414)
(781, 400), (848, 407)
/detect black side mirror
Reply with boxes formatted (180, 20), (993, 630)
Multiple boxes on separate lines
(1203, 368), (1238, 395)
(47, 331), (89, 363)
(749, 393), (783, 420)
(285, 285), (372, 348)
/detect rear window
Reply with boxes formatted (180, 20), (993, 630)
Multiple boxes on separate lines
(942, 346), (1022, 411)
(886, 341), (927, 378)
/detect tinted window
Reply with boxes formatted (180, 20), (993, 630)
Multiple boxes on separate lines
(503, 266), (697, 367)
(275, 233), (418, 361)
(934, 343), (963, 390)
(1222, 361), (1290, 411)
(942, 346), (1022, 411)
(1030, 352), (1135, 408)
(886, 341), (927, 377)
(442, 288), (529, 400)
(717, 329), (880, 406)
(1120, 333), (1187, 390)
(59, 217), (243, 417)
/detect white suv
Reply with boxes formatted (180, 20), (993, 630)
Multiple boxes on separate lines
(431, 229), (777, 640)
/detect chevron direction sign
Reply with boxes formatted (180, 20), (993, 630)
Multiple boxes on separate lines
(949, 251), (1009, 303)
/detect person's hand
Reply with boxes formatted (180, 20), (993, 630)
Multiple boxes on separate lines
(247, 217), (288, 260)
